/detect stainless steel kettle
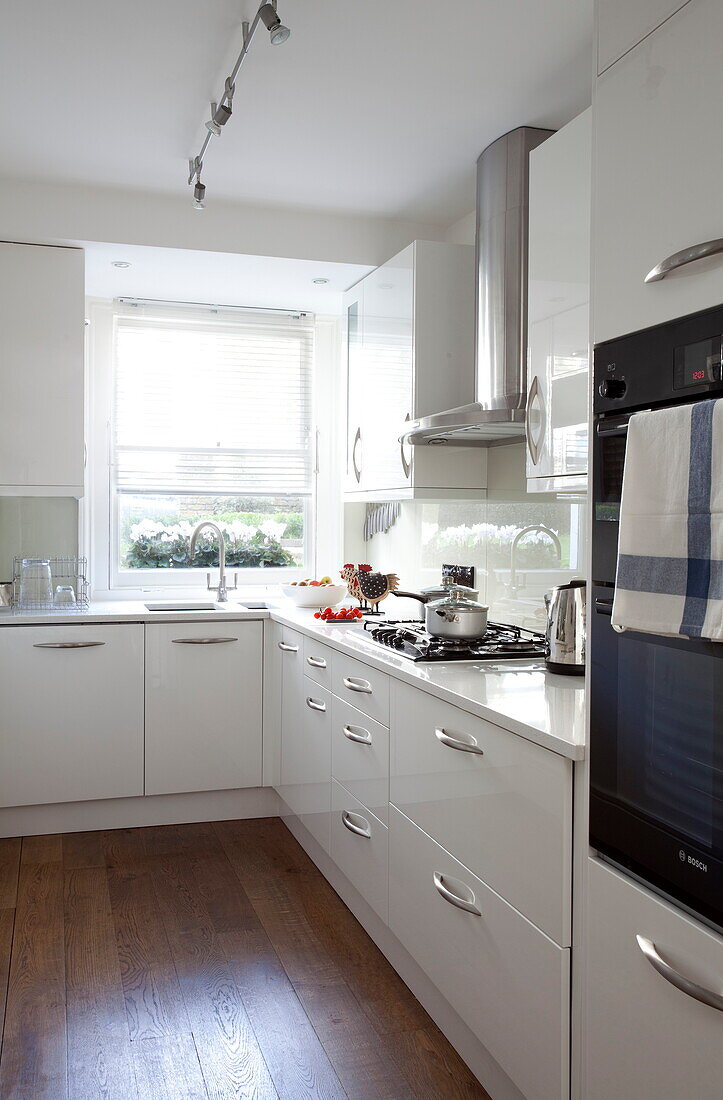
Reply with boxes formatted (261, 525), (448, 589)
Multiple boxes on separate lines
(544, 579), (586, 675)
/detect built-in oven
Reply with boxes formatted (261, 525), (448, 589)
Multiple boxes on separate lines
(591, 302), (723, 933)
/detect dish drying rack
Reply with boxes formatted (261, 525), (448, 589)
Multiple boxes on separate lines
(12, 556), (90, 612)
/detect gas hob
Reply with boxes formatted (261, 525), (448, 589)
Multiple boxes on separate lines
(362, 619), (546, 663)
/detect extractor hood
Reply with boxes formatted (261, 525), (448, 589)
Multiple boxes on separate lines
(403, 125), (554, 447)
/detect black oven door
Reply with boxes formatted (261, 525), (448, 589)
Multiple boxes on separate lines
(590, 588), (723, 931)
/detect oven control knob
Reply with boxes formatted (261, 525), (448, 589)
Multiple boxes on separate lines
(599, 378), (627, 399)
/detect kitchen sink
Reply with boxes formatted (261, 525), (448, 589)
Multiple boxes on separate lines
(144, 601), (223, 611)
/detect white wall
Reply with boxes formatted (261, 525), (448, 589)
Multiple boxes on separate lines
(0, 497), (78, 579)
(442, 210), (476, 246)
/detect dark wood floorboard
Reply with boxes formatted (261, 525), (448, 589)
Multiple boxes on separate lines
(0, 817), (490, 1099)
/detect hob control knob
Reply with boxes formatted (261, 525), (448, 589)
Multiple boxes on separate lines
(599, 378), (627, 399)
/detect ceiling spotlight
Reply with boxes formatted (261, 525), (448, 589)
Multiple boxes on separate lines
(313, 277), (330, 285)
(111, 261), (131, 268)
(206, 102), (232, 136)
(259, 3), (291, 44)
(193, 181), (206, 210)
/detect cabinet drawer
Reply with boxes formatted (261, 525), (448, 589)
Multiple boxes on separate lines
(390, 680), (572, 944)
(280, 679), (332, 855)
(331, 780), (388, 922)
(331, 696), (389, 825)
(302, 636), (335, 690)
(585, 858), (723, 1099)
(332, 652), (389, 726)
(389, 807), (569, 1100)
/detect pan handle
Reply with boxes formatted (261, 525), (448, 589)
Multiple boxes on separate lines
(391, 590), (429, 604)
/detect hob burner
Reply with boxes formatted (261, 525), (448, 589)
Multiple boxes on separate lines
(362, 619), (546, 662)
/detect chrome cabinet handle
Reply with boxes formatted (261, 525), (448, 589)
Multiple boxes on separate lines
(172, 637), (237, 645)
(306, 697), (327, 713)
(341, 810), (371, 838)
(306, 655), (327, 669)
(433, 871), (481, 916)
(435, 727), (484, 756)
(636, 935), (723, 1013)
(352, 427), (362, 483)
(645, 238), (723, 283)
(278, 642), (299, 652)
(525, 374), (543, 466)
(33, 641), (106, 649)
(342, 676), (372, 694)
(342, 724), (372, 745)
(400, 413), (411, 479)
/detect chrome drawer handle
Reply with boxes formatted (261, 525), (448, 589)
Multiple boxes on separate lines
(172, 637), (237, 645)
(433, 872), (481, 916)
(645, 238), (723, 283)
(636, 935), (723, 1013)
(343, 676), (372, 694)
(278, 642), (299, 652)
(307, 655), (327, 669)
(343, 724), (372, 745)
(341, 810), (371, 838)
(435, 727), (484, 755)
(33, 641), (106, 649)
(306, 697), (327, 713)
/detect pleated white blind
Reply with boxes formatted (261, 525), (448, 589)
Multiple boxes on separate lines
(113, 306), (314, 496)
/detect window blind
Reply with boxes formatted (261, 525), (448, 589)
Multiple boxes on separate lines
(113, 305), (314, 496)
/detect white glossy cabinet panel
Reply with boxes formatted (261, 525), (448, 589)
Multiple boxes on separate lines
(390, 681), (572, 944)
(596, 0), (690, 73)
(331, 779), (388, 922)
(594, 0), (723, 343)
(331, 652), (390, 728)
(585, 858), (723, 1099)
(389, 807), (569, 1100)
(302, 635), (335, 691)
(0, 624), (143, 807)
(331, 695), (389, 825)
(280, 676), (332, 854)
(145, 621), (262, 795)
(0, 243), (85, 495)
(526, 109), (590, 491)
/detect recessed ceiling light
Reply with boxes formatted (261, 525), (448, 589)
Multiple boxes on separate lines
(111, 261), (131, 268)
(312, 277), (330, 285)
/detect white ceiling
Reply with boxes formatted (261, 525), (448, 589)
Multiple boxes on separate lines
(83, 240), (372, 313)
(1, 0), (593, 225)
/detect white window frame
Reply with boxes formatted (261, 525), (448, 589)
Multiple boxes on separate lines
(84, 298), (342, 599)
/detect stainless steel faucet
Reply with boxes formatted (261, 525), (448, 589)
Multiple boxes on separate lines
(189, 521), (234, 603)
(508, 524), (562, 598)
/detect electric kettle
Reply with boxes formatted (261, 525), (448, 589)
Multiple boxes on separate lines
(544, 579), (586, 675)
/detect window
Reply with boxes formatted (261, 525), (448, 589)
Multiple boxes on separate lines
(88, 300), (331, 593)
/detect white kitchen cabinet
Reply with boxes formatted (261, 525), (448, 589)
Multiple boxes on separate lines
(302, 635), (335, 691)
(331, 695), (389, 825)
(596, 0), (690, 73)
(0, 624), (143, 807)
(0, 242), (85, 496)
(389, 807), (570, 1100)
(145, 621), (262, 795)
(585, 858), (723, 1099)
(331, 651), (390, 727)
(280, 677), (332, 853)
(390, 680), (572, 945)
(526, 108), (591, 492)
(594, 0), (723, 343)
(330, 779), (388, 922)
(344, 240), (486, 500)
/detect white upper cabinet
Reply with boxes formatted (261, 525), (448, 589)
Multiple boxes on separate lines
(344, 240), (487, 500)
(585, 858), (723, 1099)
(0, 242), (85, 496)
(594, 0), (723, 343)
(596, 0), (690, 73)
(526, 109), (591, 492)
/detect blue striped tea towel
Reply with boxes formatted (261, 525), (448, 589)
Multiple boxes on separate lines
(611, 399), (723, 640)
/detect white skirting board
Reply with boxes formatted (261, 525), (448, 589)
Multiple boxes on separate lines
(0, 785), (280, 838)
(279, 800), (526, 1100)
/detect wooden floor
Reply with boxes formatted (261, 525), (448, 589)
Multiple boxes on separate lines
(0, 817), (490, 1099)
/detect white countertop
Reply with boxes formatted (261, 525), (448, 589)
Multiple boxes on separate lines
(0, 599), (585, 760)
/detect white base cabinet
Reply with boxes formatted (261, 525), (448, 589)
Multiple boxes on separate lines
(279, 666), (332, 855)
(145, 621), (262, 796)
(0, 624), (144, 807)
(330, 779), (388, 922)
(585, 858), (723, 1099)
(389, 807), (569, 1100)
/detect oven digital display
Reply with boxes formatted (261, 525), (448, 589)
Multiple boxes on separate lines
(673, 337), (723, 389)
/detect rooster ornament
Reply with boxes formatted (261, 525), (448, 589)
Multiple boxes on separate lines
(341, 564), (399, 612)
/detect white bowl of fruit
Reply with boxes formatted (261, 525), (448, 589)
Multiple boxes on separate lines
(281, 577), (348, 608)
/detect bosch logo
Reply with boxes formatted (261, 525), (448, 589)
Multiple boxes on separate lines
(679, 849), (686, 862)
(678, 850), (708, 873)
